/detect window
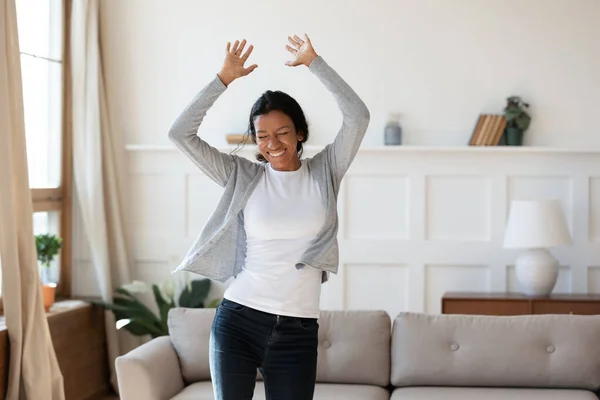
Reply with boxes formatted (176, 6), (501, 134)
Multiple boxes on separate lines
(17, 0), (63, 189)
(15, 0), (72, 297)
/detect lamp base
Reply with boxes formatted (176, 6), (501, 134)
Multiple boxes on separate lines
(515, 248), (559, 297)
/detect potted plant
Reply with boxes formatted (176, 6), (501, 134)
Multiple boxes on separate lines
(90, 277), (221, 338)
(35, 233), (63, 311)
(503, 96), (531, 146)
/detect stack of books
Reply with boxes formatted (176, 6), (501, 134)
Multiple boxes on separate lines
(468, 114), (507, 146)
(225, 134), (251, 145)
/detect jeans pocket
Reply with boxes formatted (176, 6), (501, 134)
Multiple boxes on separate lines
(298, 318), (319, 331)
(219, 298), (247, 312)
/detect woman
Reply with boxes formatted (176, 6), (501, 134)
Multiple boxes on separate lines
(168, 34), (370, 400)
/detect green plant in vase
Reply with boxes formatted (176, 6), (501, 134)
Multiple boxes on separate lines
(503, 96), (531, 146)
(35, 233), (63, 283)
(35, 233), (63, 310)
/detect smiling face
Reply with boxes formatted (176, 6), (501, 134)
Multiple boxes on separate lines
(253, 110), (304, 171)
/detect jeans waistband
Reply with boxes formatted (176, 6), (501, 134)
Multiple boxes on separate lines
(220, 298), (318, 322)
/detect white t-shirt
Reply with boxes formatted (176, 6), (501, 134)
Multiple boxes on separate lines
(223, 160), (326, 318)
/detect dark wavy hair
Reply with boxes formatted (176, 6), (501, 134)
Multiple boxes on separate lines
(246, 90), (309, 163)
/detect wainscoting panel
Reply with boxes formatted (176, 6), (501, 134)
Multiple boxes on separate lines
(425, 175), (492, 241)
(72, 145), (600, 315)
(344, 175), (409, 240)
(344, 263), (409, 319)
(425, 264), (491, 314)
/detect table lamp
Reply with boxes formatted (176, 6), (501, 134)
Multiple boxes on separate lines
(503, 199), (572, 297)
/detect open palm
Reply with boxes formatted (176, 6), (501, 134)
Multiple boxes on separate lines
(285, 34), (318, 68)
(218, 39), (258, 86)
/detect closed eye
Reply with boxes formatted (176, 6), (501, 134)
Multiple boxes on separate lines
(258, 132), (288, 139)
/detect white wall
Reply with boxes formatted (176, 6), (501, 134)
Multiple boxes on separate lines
(99, 0), (600, 148)
(72, 0), (600, 314)
(72, 145), (600, 317)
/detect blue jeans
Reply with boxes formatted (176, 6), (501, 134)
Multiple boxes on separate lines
(209, 298), (319, 400)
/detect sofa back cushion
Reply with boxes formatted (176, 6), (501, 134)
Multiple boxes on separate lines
(167, 307), (391, 386)
(316, 310), (390, 387)
(168, 307), (215, 383)
(391, 312), (600, 390)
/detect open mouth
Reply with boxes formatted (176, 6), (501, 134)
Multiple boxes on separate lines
(268, 149), (286, 158)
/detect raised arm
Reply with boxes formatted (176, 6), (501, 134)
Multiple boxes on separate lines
(285, 34), (370, 181)
(168, 39), (258, 187)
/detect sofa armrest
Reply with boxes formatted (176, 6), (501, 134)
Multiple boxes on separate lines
(115, 336), (185, 400)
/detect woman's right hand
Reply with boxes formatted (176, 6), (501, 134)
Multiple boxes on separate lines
(218, 39), (258, 86)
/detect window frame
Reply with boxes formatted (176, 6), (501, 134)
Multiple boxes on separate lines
(29, 0), (72, 299)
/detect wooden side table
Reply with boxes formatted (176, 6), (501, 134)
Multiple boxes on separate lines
(442, 292), (600, 316)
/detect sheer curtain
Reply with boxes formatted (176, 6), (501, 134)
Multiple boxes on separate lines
(0, 0), (65, 398)
(71, 0), (137, 391)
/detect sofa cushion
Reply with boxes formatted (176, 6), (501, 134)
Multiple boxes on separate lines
(391, 312), (600, 390)
(170, 382), (213, 400)
(171, 381), (390, 400)
(391, 387), (598, 400)
(316, 310), (391, 387)
(168, 307), (215, 383)
(313, 383), (390, 400)
(168, 307), (391, 387)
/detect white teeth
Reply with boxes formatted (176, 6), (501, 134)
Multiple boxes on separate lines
(269, 150), (284, 157)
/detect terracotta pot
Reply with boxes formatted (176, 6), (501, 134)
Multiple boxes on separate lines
(42, 283), (57, 312)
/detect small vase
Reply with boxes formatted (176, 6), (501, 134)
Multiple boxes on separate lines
(384, 113), (402, 145)
(505, 128), (523, 146)
(42, 283), (57, 312)
(40, 265), (56, 311)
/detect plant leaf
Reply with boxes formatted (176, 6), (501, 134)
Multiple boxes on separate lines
(178, 279), (211, 308)
(152, 284), (173, 332)
(121, 317), (168, 337)
(34, 234), (63, 265)
(90, 294), (162, 333)
(113, 297), (159, 319)
(115, 287), (137, 299)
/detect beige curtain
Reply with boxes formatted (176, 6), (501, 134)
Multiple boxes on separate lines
(71, 0), (138, 392)
(0, 0), (65, 399)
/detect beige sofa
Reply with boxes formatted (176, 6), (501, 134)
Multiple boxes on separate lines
(115, 307), (600, 399)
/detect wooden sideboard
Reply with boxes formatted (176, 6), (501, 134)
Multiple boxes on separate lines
(0, 300), (111, 399)
(442, 292), (600, 315)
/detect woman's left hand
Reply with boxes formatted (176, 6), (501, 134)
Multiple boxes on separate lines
(285, 34), (318, 68)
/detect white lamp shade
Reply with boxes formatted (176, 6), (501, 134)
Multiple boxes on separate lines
(503, 199), (572, 249)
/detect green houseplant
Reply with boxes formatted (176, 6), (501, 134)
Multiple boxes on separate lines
(90, 277), (221, 338)
(503, 96), (531, 146)
(35, 234), (63, 311)
(35, 233), (63, 281)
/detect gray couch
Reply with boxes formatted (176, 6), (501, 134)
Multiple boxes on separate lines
(115, 307), (600, 399)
